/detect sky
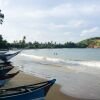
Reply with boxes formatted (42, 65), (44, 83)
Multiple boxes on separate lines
(0, 0), (100, 43)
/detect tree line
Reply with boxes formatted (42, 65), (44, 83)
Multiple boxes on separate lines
(0, 35), (88, 50)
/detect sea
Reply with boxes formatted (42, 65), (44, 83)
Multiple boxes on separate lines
(11, 48), (100, 99)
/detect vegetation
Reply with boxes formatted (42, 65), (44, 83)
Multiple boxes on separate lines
(0, 10), (4, 24)
(79, 37), (100, 48)
(0, 34), (100, 49)
(10, 39), (78, 49)
(0, 11), (9, 49)
(0, 35), (100, 49)
(0, 35), (9, 49)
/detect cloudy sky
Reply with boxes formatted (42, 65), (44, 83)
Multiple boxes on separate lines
(0, 0), (100, 43)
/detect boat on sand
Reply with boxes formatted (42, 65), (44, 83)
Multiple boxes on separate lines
(0, 71), (20, 87)
(0, 65), (14, 75)
(0, 79), (56, 100)
(0, 51), (21, 62)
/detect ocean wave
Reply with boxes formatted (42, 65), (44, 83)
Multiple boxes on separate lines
(21, 53), (100, 68)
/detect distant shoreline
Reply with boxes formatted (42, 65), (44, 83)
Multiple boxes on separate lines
(0, 35), (100, 49)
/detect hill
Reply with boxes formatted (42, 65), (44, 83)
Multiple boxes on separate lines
(78, 37), (100, 48)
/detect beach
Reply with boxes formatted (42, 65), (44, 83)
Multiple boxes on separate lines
(7, 49), (100, 100)
(2, 70), (92, 100)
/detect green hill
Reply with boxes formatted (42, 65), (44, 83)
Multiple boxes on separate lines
(78, 37), (100, 48)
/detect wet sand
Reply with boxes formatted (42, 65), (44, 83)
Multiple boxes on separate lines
(2, 70), (95, 100)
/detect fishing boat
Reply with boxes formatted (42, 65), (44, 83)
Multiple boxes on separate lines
(0, 79), (56, 100)
(0, 71), (20, 87)
(0, 61), (12, 66)
(0, 51), (8, 54)
(0, 51), (21, 62)
(0, 65), (14, 75)
(0, 61), (12, 68)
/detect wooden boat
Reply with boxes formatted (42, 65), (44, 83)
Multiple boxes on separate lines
(0, 61), (11, 66)
(0, 71), (20, 87)
(0, 51), (21, 62)
(0, 65), (14, 75)
(0, 51), (7, 54)
(0, 79), (56, 100)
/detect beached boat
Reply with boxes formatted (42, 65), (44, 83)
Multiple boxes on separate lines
(0, 71), (20, 87)
(0, 61), (11, 66)
(0, 51), (21, 62)
(0, 65), (14, 75)
(0, 79), (56, 100)
(0, 51), (8, 54)
(0, 61), (12, 67)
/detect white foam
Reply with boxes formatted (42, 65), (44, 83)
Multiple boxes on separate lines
(21, 53), (100, 68)
(21, 54), (45, 60)
(78, 61), (100, 68)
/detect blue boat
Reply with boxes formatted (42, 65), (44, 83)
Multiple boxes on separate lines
(0, 71), (19, 87)
(0, 79), (56, 100)
(0, 51), (21, 62)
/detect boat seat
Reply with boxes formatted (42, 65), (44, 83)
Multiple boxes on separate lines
(0, 90), (6, 94)
(25, 88), (32, 92)
(20, 88), (25, 92)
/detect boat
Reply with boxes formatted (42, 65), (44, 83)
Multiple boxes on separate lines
(0, 51), (8, 54)
(0, 71), (20, 87)
(0, 61), (13, 75)
(0, 51), (21, 62)
(0, 65), (14, 75)
(0, 79), (56, 100)
(0, 61), (12, 66)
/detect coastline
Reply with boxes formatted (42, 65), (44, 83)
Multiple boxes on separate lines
(1, 70), (91, 100)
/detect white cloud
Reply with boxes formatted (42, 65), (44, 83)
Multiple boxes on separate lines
(48, 23), (67, 30)
(80, 27), (99, 36)
(67, 20), (86, 28)
(49, 3), (100, 17)
(64, 32), (72, 36)
(49, 3), (73, 17)
(0, 0), (9, 8)
(80, 4), (100, 15)
(47, 20), (86, 31)
(1, 1), (100, 42)
(4, 3), (100, 20)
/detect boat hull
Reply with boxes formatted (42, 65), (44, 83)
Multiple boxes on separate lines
(0, 80), (7, 86)
(0, 66), (14, 75)
(0, 79), (56, 100)
(0, 71), (19, 87)
(0, 51), (21, 62)
(1, 87), (46, 100)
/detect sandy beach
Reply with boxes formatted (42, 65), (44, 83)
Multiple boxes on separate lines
(1, 69), (93, 100)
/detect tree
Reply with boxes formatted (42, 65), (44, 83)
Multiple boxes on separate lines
(0, 10), (4, 24)
(21, 36), (26, 48)
(0, 35), (3, 41)
(22, 36), (26, 44)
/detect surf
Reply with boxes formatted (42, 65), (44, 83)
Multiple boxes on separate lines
(19, 53), (100, 99)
